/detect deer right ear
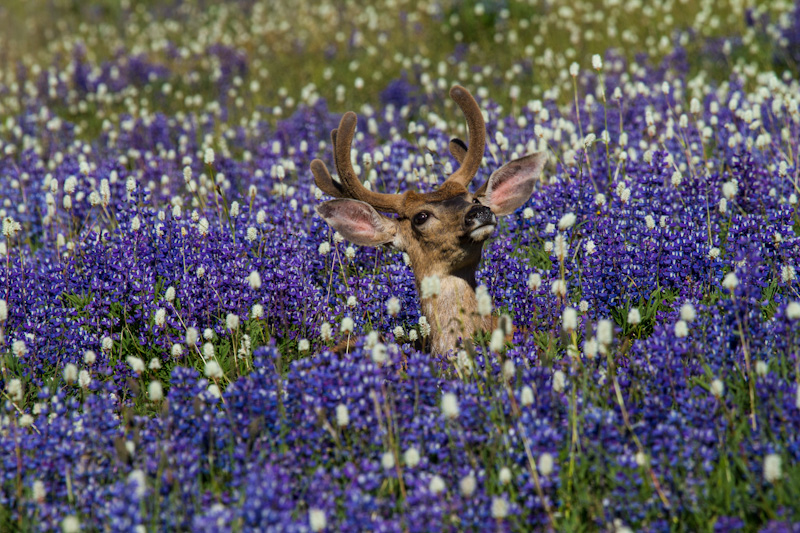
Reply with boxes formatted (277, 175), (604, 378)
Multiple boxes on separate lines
(484, 152), (547, 216)
(316, 199), (399, 248)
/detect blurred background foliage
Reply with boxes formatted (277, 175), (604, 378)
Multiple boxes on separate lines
(1, 0), (796, 125)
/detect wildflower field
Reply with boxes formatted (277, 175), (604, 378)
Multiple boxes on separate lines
(2, 0), (800, 530)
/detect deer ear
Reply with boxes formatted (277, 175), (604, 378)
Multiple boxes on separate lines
(484, 152), (547, 216)
(316, 199), (398, 247)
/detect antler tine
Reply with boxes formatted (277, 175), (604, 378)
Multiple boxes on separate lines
(320, 111), (405, 213)
(445, 85), (486, 188)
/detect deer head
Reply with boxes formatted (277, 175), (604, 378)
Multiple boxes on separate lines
(312, 85), (547, 354)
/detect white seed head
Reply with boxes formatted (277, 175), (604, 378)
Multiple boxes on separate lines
(710, 378), (724, 397)
(336, 404), (349, 427)
(441, 392), (460, 419)
(404, 447), (420, 468)
(538, 452), (554, 476)
(459, 474), (476, 497)
(764, 454), (782, 483)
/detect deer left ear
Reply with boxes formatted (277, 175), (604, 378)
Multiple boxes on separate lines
(316, 199), (398, 247)
(484, 152), (547, 216)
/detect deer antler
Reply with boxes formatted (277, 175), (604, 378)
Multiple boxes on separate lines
(444, 85), (486, 188)
(311, 112), (405, 213)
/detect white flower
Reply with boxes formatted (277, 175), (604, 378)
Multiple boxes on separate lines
(502, 360), (515, 381)
(538, 453), (554, 476)
(371, 343), (388, 364)
(498, 466), (512, 485)
(459, 474), (476, 497)
(128, 469), (147, 499)
(393, 325), (404, 338)
(764, 454), (782, 483)
(6, 379), (22, 402)
(562, 307), (577, 332)
(708, 247), (721, 259)
(32, 480), (45, 502)
(722, 272), (739, 291)
(550, 279), (567, 297)
(591, 54), (603, 70)
(584, 337), (599, 358)
(429, 475), (446, 495)
(680, 302), (696, 322)
(12, 340), (27, 357)
(248, 271), (262, 290)
(298, 339), (310, 352)
(674, 320), (688, 338)
(522, 207), (534, 219)
(340, 317), (354, 334)
(204, 360), (223, 379)
(148, 381), (163, 402)
(203, 147), (215, 165)
(558, 212), (576, 230)
(336, 404), (349, 427)
(520, 386), (534, 407)
(78, 370), (91, 389)
(154, 308), (166, 327)
(491, 497), (509, 519)
(441, 392), (460, 419)
(476, 285), (492, 317)
(126, 356), (145, 374)
(421, 275), (441, 299)
(203, 342), (215, 357)
(722, 180), (738, 199)
(490, 328), (505, 352)
(309, 509), (327, 532)
(635, 452), (648, 466)
(552, 370), (566, 392)
(418, 316), (431, 337)
(61, 516), (81, 533)
(404, 447), (420, 468)
(755, 360), (768, 377)
(318, 242), (331, 255)
(527, 273), (542, 291)
(83, 350), (97, 366)
(597, 319), (613, 346)
(63, 363), (78, 384)
(786, 301), (800, 320)
(710, 379), (724, 397)
(207, 384), (222, 398)
(782, 265), (797, 283)
(102, 336), (113, 352)
(320, 322), (332, 341)
(0, 299), (6, 322)
(19, 414), (34, 427)
(569, 62), (579, 76)
(251, 304), (264, 319)
(381, 451), (395, 470)
(385, 297), (401, 316)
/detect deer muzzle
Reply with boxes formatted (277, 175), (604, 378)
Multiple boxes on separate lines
(465, 204), (496, 241)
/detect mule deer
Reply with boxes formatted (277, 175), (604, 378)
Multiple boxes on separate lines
(311, 85), (547, 354)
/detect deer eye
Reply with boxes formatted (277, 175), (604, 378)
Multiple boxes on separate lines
(412, 212), (430, 226)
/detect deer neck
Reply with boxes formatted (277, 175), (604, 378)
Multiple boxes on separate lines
(416, 268), (491, 354)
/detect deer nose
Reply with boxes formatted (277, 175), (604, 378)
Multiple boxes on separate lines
(465, 204), (495, 227)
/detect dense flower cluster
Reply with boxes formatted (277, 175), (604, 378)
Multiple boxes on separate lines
(1, 0), (800, 530)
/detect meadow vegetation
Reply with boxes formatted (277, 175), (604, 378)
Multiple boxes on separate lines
(0, 0), (799, 530)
